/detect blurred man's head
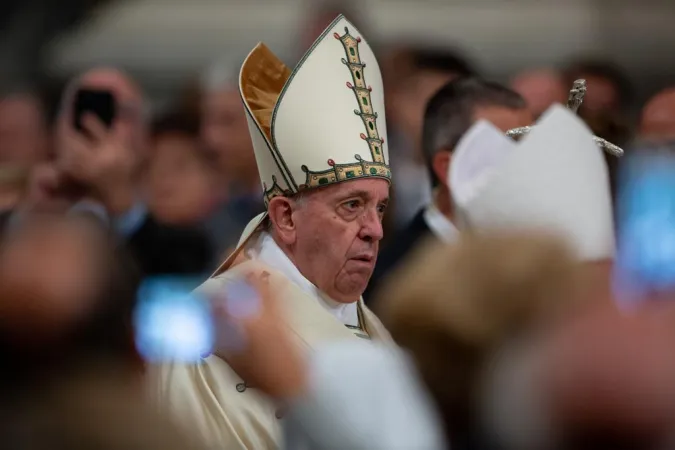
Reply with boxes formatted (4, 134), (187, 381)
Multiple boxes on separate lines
(388, 48), (477, 147)
(639, 87), (675, 142)
(0, 91), (49, 168)
(200, 64), (257, 189)
(511, 68), (568, 119)
(148, 112), (219, 225)
(268, 178), (389, 304)
(564, 59), (632, 115)
(378, 232), (583, 443)
(0, 216), (141, 381)
(422, 77), (531, 194)
(57, 67), (147, 163)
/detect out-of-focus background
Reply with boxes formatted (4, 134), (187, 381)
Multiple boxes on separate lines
(7, 0), (675, 108)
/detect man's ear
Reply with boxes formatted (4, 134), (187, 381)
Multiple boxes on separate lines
(267, 196), (297, 245)
(432, 150), (452, 188)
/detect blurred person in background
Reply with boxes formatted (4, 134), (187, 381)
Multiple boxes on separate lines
(9, 67), (213, 276)
(0, 215), (210, 450)
(200, 60), (265, 258)
(638, 87), (675, 143)
(366, 77), (531, 305)
(510, 68), (568, 119)
(147, 111), (220, 229)
(151, 16), (394, 449)
(296, 0), (364, 59)
(0, 89), (50, 220)
(564, 58), (633, 116)
(386, 47), (477, 230)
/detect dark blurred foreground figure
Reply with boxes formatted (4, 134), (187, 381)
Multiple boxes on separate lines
(378, 232), (675, 450)
(0, 215), (209, 450)
(6, 67), (213, 276)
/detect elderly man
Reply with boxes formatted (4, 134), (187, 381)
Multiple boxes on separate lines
(151, 15), (393, 449)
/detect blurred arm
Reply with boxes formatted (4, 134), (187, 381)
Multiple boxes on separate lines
(283, 341), (446, 450)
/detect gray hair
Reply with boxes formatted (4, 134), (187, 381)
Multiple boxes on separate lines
(265, 190), (311, 233)
(422, 77), (526, 188)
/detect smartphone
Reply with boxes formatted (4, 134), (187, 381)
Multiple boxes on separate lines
(134, 276), (215, 364)
(72, 89), (116, 132)
(613, 150), (675, 304)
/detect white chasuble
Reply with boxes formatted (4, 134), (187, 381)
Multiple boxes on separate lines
(147, 235), (392, 450)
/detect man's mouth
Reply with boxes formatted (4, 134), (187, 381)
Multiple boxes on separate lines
(351, 254), (374, 263)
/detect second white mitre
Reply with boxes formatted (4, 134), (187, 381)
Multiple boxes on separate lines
(449, 104), (615, 261)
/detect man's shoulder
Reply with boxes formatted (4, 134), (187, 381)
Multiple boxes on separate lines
(196, 259), (289, 295)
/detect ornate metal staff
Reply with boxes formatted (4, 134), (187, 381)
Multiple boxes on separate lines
(505, 79), (624, 157)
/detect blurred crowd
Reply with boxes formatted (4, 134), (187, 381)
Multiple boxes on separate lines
(3, 1), (675, 450)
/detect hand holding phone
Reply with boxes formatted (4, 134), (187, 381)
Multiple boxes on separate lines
(72, 89), (117, 133)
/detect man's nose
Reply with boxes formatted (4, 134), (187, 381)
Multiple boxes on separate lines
(358, 209), (384, 243)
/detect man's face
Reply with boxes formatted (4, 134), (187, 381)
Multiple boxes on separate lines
(290, 178), (390, 303)
(0, 95), (48, 167)
(148, 133), (217, 225)
(472, 105), (534, 133)
(580, 74), (620, 114)
(201, 88), (256, 177)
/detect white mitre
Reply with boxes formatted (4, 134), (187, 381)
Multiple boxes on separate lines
(448, 104), (615, 261)
(212, 14), (389, 275)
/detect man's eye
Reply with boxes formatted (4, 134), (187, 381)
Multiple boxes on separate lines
(343, 200), (361, 211)
(377, 203), (387, 214)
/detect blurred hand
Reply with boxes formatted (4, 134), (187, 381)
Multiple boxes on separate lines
(19, 163), (80, 214)
(212, 272), (308, 400)
(539, 302), (675, 434)
(59, 115), (136, 214)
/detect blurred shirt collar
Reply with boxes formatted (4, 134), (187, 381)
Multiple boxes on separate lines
(423, 203), (457, 243)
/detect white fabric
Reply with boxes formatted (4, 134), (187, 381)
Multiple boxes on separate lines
(448, 120), (516, 208)
(240, 15), (389, 196)
(423, 202), (458, 243)
(449, 104), (615, 261)
(284, 341), (446, 450)
(244, 231), (359, 327)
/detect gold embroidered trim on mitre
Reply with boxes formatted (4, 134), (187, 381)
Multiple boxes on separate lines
(299, 26), (391, 189)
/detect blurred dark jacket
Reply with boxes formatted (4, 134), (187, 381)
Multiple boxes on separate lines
(128, 214), (213, 276)
(0, 208), (213, 277)
(365, 209), (435, 308)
